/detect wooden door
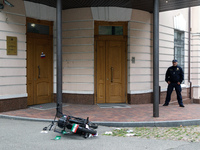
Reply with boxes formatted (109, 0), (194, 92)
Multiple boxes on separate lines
(106, 41), (126, 103)
(27, 35), (53, 105)
(27, 18), (53, 105)
(97, 40), (126, 103)
(96, 41), (106, 103)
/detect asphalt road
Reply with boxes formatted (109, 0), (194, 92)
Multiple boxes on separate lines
(0, 118), (199, 150)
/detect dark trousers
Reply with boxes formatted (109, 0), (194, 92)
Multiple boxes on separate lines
(165, 83), (183, 105)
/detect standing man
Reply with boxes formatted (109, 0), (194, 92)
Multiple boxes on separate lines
(163, 60), (184, 107)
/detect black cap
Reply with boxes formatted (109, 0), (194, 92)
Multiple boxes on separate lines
(172, 59), (177, 63)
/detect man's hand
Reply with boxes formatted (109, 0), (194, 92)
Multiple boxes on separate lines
(177, 82), (180, 85)
(168, 81), (171, 84)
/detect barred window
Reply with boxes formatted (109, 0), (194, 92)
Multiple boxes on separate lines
(174, 30), (185, 70)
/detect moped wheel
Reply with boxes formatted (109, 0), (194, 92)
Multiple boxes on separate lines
(88, 122), (98, 129)
(78, 127), (97, 135)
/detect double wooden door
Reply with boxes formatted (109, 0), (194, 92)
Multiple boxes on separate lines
(27, 35), (53, 105)
(97, 40), (126, 103)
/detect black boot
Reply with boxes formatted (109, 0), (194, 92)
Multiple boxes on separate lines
(163, 103), (168, 106)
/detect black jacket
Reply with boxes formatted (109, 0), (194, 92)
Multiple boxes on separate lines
(165, 65), (184, 83)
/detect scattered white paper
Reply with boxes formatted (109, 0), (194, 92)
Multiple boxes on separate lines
(40, 131), (48, 134)
(126, 133), (135, 137)
(105, 131), (113, 135)
(115, 128), (121, 130)
(127, 130), (133, 133)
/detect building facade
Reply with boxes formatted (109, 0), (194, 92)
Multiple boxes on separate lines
(0, 0), (200, 112)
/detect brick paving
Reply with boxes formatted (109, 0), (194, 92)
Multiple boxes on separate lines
(0, 104), (200, 122)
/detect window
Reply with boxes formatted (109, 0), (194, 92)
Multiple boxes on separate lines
(174, 30), (185, 70)
(99, 26), (123, 35)
(27, 23), (49, 35)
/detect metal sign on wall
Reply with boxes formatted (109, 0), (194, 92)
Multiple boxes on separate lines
(7, 36), (17, 55)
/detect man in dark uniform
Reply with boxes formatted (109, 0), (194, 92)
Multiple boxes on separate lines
(163, 59), (184, 107)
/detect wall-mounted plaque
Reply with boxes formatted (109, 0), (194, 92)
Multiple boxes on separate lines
(7, 36), (17, 55)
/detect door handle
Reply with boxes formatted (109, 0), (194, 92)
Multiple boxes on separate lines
(111, 67), (113, 83)
(38, 65), (40, 78)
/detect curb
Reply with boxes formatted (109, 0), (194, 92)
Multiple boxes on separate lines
(0, 115), (55, 122)
(1, 114), (200, 127)
(96, 120), (200, 127)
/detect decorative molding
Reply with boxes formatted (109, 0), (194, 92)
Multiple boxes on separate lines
(91, 7), (132, 21)
(0, 93), (27, 100)
(174, 13), (186, 31)
(128, 90), (153, 94)
(62, 19), (93, 23)
(62, 90), (94, 94)
(24, 1), (56, 21)
(0, 10), (26, 17)
(0, 29), (25, 35)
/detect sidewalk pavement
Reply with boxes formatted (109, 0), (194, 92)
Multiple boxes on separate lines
(1, 103), (200, 127)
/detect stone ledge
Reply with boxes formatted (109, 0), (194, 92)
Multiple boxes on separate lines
(54, 93), (94, 105)
(193, 99), (200, 104)
(169, 98), (193, 105)
(0, 97), (27, 112)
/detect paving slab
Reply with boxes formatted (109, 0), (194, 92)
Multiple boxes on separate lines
(1, 103), (200, 127)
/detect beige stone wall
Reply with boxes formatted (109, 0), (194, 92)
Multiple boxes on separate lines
(61, 8), (94, 94)
(0, 2), (197, 103)
(159, 8), (189, 92)
(0, 0), (26, 99)
(128, 9), (153, 94)
(60, 7), (192, 98)
(159, 7), (200, 100)
(191, 6), (200, 99)
(129, 8), (191, 97)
